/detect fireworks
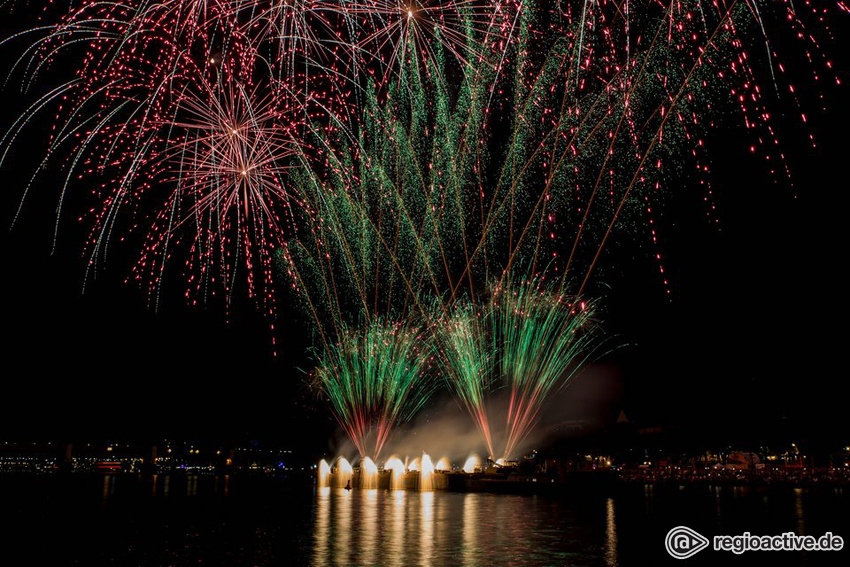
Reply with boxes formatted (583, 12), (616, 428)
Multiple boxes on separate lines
(494, 282), (598, 458)
(438, 300), (498, 457)
(360, 456), (380, 488)
(1, 2), (839, 454)
(130, 78), (302, 310)
(317, 458), (332, 487)
(384, 456), (406, 489)
(439, 279), (599, 459)
(419, 452), (435, 490)
(5, 1), (831, 309)
(348, 0), (515, 86)
(318, 452), (455, 490)
(462, 454), (481, 473)
(312, 317), (435, 458)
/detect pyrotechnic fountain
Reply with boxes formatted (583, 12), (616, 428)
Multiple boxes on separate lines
(419, 453), (435, 491)
(463, 455), (481, 474)
(320, 454), (455, 490)
(318, 459), (331, 487)
(384, 457), (405, 490)
(317, 449), (518, 493)
(335, 457), (353, 488)
(360, 457), (378, 489)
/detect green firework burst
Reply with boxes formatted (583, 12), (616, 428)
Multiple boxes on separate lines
(312, 317), (436, 457)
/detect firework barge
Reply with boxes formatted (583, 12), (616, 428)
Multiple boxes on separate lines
(317, 454), (617, 494)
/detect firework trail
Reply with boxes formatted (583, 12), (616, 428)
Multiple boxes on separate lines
(438, 299), (498, 457)
(312, 317), (435, 458)
(128, 78), (303, 313)
(0, 0), (355, 310)
(1, 1), (262, 300)
(279, 1), (836, 451)
(3, 1), (832, 312)
(493, 281), (597, 458)
(0, 1), (839, 450)
(438, 278), (598, 459)
(346, 0), (514, 85)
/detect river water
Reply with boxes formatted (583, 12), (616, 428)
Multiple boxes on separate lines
(1, 474), (847, 565)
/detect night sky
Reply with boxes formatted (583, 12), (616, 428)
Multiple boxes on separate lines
(1, 10), (847, 452)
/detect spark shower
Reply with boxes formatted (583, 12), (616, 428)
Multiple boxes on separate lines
(0, 1), (839, 460)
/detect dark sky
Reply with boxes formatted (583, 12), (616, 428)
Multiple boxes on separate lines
(1, 9), (847, 450)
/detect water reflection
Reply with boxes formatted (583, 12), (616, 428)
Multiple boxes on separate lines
(304, 483), (849, 566)
(313, 487), (331, 566)
(462, 493), (478, 566)
(187, 475), (198, 496)
(388, 490), (405, 566)
(605, 497), (618, 567)
(101, 474), (116, 508)
(794, 488), (806, 535)
(335, 487), (353, 564)
(3, 474), (842, 567)
(311, 488), (609, 567)
(360, 490), (379, 566)
(420, 492), (435, 565)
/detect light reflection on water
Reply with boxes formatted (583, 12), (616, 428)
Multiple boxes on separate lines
(6, 475), (848, 566)
(795, 487), (806, 536)
(389, 490), (406, 566)
(605, 497), (617, 566)
(312, 488), (609, 566)
(462, 492), (478, 566)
